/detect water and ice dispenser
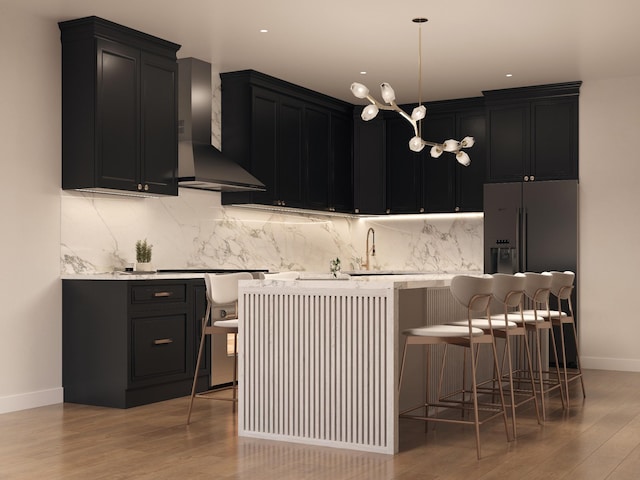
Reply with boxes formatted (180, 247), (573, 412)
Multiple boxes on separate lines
(489, 242), (518, 274)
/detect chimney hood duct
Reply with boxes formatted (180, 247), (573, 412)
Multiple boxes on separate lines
(177, 58), (265, 192)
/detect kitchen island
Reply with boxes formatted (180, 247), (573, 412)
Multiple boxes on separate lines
(237, 273), (479, 455)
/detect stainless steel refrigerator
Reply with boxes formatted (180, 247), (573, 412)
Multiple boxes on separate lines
(484, 179), (578, 366)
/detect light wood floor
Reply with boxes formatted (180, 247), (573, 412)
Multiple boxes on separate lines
(1, 369), (640, 479)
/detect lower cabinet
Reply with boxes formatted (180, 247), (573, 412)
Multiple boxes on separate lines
(62, 279), (209, 408)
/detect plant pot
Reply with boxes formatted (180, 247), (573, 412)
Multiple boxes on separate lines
(135, 262), (154, 272)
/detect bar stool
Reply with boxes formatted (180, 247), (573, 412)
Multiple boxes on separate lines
(186, 272), (253, 424)
(398, 275), (511, 459)
(539, 271), (585, 406)
(487, 273), (542, 437)
(517, 272), (566, 419)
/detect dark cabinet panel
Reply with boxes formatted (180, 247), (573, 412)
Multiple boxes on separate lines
(59, 16), (180, 196)
(386, 117), (421, 213)
(455, 110), (487, 212)
(330, 112), (353, 212)
(531, 98), (578, 181)
(251, 91), (279, 205)
(353, 111), (386, 214)
(277, 98), (305, 207)
(97, 40), (139, 190)
(63, 279), (208, 408)
(382, 98), (486, 214)
(484, 82), (580, 183)
(220, 70), (353, 212)
(422, 113), (456, 213)
(306, 107), (331, 209)
(141, 53), (179, 195)
(132, 314), (187, 380)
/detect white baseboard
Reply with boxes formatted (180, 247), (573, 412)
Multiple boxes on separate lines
(581, 356), (640, 372)
(0, 387), (63, 415)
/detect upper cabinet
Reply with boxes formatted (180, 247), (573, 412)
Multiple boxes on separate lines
(374, 98), (486, 214)
(59, 16), (180, 196)
(220, 70), (353, 212)
(421, 99), (486, 213)
(484, 82), (581, 183)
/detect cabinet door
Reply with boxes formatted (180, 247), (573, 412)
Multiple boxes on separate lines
(251, 89), (278, 205)
(305, 106), (331, 210)
(422, 113), (456, 213)
(141, 52), (178, 195)
(330, 112), (353, 212)
(131, 313), (187, 382)
(456, 110), (486, 212)
(386, 117), (420, 213)
(277, 96), (305, 207)
(353, 111), (386, 214)
(487, 103), (530, 183)
(96, 39), (140, 191)
(531, 98), (578, 181)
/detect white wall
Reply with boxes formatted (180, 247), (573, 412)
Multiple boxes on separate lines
(579, 75), (640, 371)
(0, 6), (63, 412)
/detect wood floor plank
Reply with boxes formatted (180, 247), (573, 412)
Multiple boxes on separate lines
(1, 370), (640, 479)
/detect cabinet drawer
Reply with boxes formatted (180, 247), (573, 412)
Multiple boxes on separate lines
(132, 314), (187, 380)
(130, 284), (186, 304)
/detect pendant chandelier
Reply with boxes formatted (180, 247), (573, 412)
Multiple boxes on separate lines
(350, 18), (474, 166)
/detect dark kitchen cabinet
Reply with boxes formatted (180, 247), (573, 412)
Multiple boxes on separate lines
(380, 98), (486, 214)
(220, 70), (353, 212)
(421, 103), (486, 213)
(59, 16), (180, 196)
(352, 109), (386, 214)
(484, 82), (580, 183)
(385, 116), (421, 213)
(63, 279), (209, 408)
(250, 87), (305, 208)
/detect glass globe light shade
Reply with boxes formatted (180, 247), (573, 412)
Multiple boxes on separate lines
(443, 139), (460, 152)
(409, 136), (425, 152)
(380, 83), (396, 103)
(430, 145), (443, 158)
(361, 104), (379, 121)
(350, 82), (370, 99)
(411, 105), (426, 121)
(461, 136), (475, 148)
(456, 150), (471, 166)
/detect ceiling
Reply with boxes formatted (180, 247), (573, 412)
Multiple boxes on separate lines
(12, 0), (640, 104)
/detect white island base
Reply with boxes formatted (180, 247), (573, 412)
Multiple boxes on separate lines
(237, 274), (477, 455)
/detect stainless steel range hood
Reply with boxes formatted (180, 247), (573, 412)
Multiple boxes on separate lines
(178, 57), (265, 192)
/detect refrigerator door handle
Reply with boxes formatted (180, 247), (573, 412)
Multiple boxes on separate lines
(522, 208), (528, 272)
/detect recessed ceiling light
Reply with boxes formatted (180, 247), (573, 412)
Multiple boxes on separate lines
(260, 29), (268, 33)
(505, 73), (513, 77)
(360, 71), (367, 75)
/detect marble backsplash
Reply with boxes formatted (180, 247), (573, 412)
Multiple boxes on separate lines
(60, 188), (483, 275)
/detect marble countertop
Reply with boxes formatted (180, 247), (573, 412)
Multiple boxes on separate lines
(61, 272), (208, 280)
(61, 270), (482, 286)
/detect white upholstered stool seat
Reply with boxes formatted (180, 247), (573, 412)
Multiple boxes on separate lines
(213, 319), (239, 328)
(450, 319), (518, 330)
(403, 324), (485, 337)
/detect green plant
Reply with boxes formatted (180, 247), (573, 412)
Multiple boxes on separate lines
(136, 239), (153, 263)
(329, 257), (341, 278)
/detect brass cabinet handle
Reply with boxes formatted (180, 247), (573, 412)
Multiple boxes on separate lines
(153, 291), (172, 297)
(153, 338), (173, 345)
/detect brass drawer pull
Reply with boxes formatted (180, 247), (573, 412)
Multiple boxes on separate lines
(153, 338), (174, 345)
(153, 291), (173, 298)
